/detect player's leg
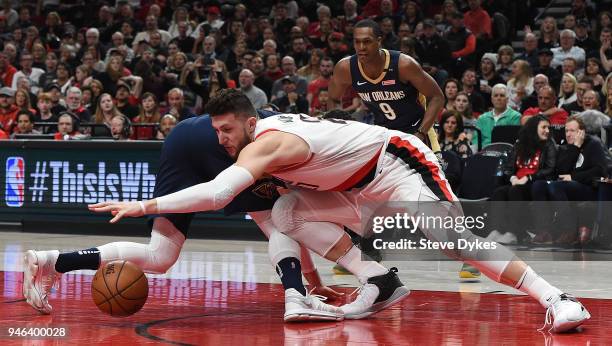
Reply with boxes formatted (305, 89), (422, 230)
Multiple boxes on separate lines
(271, 190), (410, 319)
(250, 210), (343, 322)
(385, 133), (590, 332)
(23, 215), (188, 314)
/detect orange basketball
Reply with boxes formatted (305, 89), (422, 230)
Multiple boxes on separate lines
(91, 260), (148, 317)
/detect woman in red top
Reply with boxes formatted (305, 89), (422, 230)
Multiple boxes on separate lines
(132, 92), (161, 140)
(487, 115), (557, 244)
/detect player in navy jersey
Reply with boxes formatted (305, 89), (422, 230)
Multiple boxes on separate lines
(328, 19), (444, 143)
(23, 109), (344, 322)
(329, 19), (481, 279)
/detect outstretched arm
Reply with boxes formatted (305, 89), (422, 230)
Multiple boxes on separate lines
(89, 132), (311, 222)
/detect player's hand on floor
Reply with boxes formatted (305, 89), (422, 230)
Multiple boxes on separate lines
(88, 201), (144, 223)
(311, 285), (345, 301)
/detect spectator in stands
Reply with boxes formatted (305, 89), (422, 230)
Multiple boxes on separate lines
(563, 76), (594, 114)
(10, 111), (40, 138)
(114, 80), (140, 120)
(168, 7), (194, 39)
(94, 93), (122, 126)
(14, 88), (34, 114)
(599, 28), (612, 72)
(54, 113), (82, 140)
(533, 48), (561, 91)
(401, 1), (422, 31)
(520, 74), (550, 113)
(558, 73), (578, 108)
(460, 68), (485, 113)
(477, 84), (522, 147)
(438, 110), (472, 159)
(239, 69), (268, 109)
(66, 87), (91, 122)
(311, 88), (330, 116)
(54, 62), (72, 94)
(156, 114), (178, 140)
(380, 17), (399, 50)
(522, 86), (569, 126)
(289, 36), (309, 69)
(39, 52), (58, 90)
(454, 91), (478, 150)
(0, 87), (17, 133)
(174, 21), (196, 54)
(110, 114), (132, 141)
(12, 52), (44, 94)
(507, 59), (534, 110)
(531, 115), (607, 244)
(0, 51), (17, 87)
(165, 88), (195, 122)
(307, 57), (333, 113)
(477, 53), (504, 109)
(575, 19), (598, 56)
(418, 19), (451, 86)
(271, 56), (308, 101)
(570, 0), (596, 23)
(134, 15), (171, 51)
(496, 45), (514, 82)
(605, 88), (612, 117)
(272, 76), (309, 114)
(97, 56), (127, 97)
(564, 14), (577, 31)
(489, 115), (556, 244)
(34, 92), (58, 134)
(580, 58), (605, 91)
(297, 48), (324, 84)
(464, 0), (492, 39)
(443, 78), (460, 112)
(134, 92), (161, 125)
(265, 54), (283, 82)
(552, 29), (586, 71)
(537, 16), (559, 49)
(518, 33), (539, 68)
(561, 57), (578, 76)
(445, 11), (476, 74)
(250, 54), (273, 99)
(581, 90), (600, 111)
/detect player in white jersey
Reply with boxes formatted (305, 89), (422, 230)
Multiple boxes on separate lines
(90, 89), (590, 332)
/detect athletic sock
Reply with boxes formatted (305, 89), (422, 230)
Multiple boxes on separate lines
(516, 266), (562, 308)
(276, 257), (306, 296)
(337, 245), (388, 284)
(54, 248), (101, 273)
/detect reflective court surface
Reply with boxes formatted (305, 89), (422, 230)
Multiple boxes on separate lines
(1, 231), (611, 345)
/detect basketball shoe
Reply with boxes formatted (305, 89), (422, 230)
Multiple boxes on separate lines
(341, 267), (410, 319)
(541, 293), (591, 333)
(459, 263), (482, 279)
(23, 250), (60, 314)
(284, 288), (344, 322)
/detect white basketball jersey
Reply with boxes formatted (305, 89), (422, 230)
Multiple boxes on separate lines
(254, 113), (388, 191)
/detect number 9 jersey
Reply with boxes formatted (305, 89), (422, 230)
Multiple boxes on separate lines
(350, 49), (425, 133)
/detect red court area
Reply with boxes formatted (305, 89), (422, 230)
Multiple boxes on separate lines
(2, 270), (611, 345)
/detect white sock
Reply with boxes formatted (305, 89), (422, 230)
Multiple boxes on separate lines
(337, 246), (388, 284)
(515, 266), (562, 308)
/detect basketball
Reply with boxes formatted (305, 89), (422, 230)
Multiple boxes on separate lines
(91, 260), (148, 317)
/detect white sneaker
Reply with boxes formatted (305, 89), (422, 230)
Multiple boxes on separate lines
(341, 267), (410, 319)
(486, 230), (502, 242)
(496, 232), (518, 245)
(284, 288), (344, 322)
(540, 293), (591, 333)
(23, 250), (60, 314)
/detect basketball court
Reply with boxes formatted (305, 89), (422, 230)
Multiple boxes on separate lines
(1, 231), (611, 345)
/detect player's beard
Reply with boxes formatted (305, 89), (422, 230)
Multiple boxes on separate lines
(231, 127), (253, 159)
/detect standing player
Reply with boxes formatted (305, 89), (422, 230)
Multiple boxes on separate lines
(328, 19), (479, 278)
(23, 110), (344, 322)
(91, 90), (591, 332)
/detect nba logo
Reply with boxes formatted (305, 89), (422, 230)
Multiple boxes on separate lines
(5, 157), (25, 207)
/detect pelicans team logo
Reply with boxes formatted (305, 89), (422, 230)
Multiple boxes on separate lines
(5, 157), (25, 207)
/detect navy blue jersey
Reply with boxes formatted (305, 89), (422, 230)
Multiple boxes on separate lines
(152, 110), (280, 235)
(350, 49), (425, 133)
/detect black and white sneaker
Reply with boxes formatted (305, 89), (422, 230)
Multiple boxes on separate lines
(540, 293), (591, 333)
(341, 268), (410, 319)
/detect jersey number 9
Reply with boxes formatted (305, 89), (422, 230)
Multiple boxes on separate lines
(379, 102), (397, 120)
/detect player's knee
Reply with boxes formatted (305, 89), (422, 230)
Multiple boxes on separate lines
(271, 193), (300, 234)
(145, 227), (183, 274)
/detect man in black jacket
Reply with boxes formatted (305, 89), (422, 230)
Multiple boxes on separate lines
(417, 19), (451, 86)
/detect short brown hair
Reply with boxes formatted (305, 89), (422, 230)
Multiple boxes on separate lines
(566, 115), (585, 130)
(206, 89), (256, 118)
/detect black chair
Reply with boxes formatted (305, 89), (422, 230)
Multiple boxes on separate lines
(441, 150), (463, 192)
(550, 125), (565, 144)
(480, 142), (514, 158)
(457, 154), (503, 201)
(491, 125), (521, 144)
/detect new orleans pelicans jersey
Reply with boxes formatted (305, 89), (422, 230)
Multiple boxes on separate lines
(350, 49), (425, 133)
(253, 113), (387, 191)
